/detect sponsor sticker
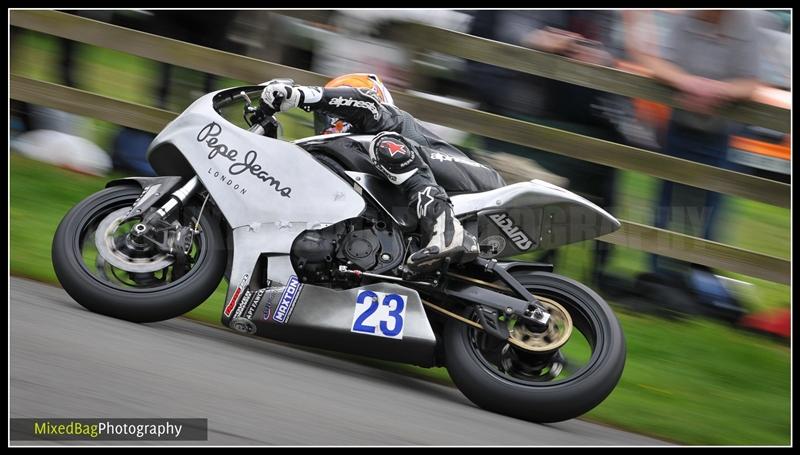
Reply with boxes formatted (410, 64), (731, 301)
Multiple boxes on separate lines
(231, 289), (251, 319)
(223, 274), (250, 318)
(262, 289), (279, 321)
(429, 151), (489, 169)
(231, 287), (268, 322)
(488, 212), (534, 251)
(272, 275), (302, 324)
(479, 234), (507, 258)
(248, 289), (266, 320)
(197, 122), (292, 198)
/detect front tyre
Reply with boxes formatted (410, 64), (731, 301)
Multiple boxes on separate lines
(52, 185), (226, 322)
(444, 272), (626, 423)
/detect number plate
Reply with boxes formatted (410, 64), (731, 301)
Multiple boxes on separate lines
(351, 290), (407, 339)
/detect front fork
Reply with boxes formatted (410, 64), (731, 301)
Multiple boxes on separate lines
(123, 176), (206, 273)
(131, 176), (201, 239)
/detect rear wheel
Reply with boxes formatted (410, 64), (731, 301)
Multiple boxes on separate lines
(443, 272), (626, 422)
(52, 185), (226, 322)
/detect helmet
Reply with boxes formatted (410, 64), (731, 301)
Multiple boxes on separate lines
(315, 73), (394, 135)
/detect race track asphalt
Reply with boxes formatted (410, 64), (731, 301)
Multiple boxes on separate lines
(10, 277), (668, 446)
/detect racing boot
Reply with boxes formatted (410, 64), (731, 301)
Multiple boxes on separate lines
(406, 185), (479, 272)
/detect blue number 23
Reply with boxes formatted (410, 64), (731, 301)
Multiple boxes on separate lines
(353, 291), (405, 337)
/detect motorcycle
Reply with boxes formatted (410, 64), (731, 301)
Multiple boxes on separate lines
(52, 85), (626, 423)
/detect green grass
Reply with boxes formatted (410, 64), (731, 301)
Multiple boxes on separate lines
(10, 156), (113, 282)
(584, 309), (789, 445)
(9, 154), (790, 445)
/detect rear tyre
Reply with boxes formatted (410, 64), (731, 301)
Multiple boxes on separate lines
(444, 272), (626, 422)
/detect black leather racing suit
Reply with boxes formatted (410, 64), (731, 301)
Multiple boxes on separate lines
(300, 86), (506, 195)
(299, 86), (505, 269)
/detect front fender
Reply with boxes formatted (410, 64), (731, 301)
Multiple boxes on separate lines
(105, 176), (184, 219)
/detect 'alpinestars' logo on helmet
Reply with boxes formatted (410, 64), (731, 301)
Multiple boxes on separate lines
(382, 140), (407, 158)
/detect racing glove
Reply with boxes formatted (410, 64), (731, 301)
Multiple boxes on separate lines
(260, 79), (322, 112)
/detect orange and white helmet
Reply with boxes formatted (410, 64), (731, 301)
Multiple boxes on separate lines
(326, 73), (394, 105)
(315, 73), (394, 135)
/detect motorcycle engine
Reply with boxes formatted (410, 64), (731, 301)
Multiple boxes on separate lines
(290, 218), (404, 284)
(340, 229), (380, 270)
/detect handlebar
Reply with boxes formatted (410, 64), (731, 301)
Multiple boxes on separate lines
(212, 85), (282, 138)
(258, 91), (282, 118)
(251, 92), (281, 138)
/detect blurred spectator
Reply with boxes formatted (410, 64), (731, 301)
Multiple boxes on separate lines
(467, 10), (632, 287)
(637, 10), (762, 320)
(310, 10), (473, 91)
(303, 10), (482, 146)
(754, 10), (791, 89)
(640, 10), (760, 250)
(310, 12), (412, 90)
(620, 10), (683, 146)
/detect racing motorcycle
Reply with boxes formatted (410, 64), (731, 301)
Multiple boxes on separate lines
(52, 85), (626, 423)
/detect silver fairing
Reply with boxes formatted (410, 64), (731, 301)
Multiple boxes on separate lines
(148, 93), (365, 232)
(147, 90), (366, 308)
(452, 179), (620, 259)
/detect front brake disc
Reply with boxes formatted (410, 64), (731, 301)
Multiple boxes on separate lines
(94, 207), (174, 273)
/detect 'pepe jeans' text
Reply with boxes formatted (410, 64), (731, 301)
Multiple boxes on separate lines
(197, 122), (292, 198)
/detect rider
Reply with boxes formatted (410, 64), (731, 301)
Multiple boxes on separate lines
(260, 73), (505, 272)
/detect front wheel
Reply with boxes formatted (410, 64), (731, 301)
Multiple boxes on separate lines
(52, 185), (227, 322)
(443, 272), (626, 423)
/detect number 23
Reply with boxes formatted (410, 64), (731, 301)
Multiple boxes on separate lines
(352, 291), (405, 338)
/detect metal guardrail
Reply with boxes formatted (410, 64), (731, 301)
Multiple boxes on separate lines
(10, 75), (790, 285)
(9, 10), (790, 208)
